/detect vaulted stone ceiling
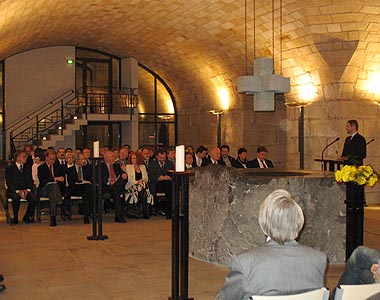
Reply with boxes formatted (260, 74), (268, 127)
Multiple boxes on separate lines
(1, 0), (380, 150)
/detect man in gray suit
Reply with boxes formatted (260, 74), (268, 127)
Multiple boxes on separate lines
(216, 189), (327, 299)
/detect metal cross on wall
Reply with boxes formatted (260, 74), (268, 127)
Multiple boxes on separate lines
(237, 58), (290, 111)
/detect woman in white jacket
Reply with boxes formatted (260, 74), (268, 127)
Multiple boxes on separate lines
(124, 151), (153, 219)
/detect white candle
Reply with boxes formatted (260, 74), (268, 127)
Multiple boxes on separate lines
(175, 145), (185, 172)
(93, 141), (100, 158)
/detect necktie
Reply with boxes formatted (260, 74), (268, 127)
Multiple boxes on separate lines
(49, 165), (54, 178)
(261, 160), (268, 168)
(109, 165), (116, 185)
(19, 165), (23, 172)
(160, 162), (164, 169)
(78, 166), (83, 181)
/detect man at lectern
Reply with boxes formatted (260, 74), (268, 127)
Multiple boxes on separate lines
(338, 119), (366, 166)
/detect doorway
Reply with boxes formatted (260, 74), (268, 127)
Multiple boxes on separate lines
(76, 122), (121, 150)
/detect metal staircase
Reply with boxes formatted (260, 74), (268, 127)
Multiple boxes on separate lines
(7, 86), (138, 155)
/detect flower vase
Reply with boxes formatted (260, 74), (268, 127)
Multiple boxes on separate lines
(345, 182), (365, 260)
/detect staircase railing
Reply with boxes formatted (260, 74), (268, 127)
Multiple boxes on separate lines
(8, 86), (138, 154)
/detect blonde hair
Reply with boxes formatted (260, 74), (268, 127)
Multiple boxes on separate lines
(258, 189), (304, 244)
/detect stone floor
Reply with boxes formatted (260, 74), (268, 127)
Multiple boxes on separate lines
(0, 205), (379, 300)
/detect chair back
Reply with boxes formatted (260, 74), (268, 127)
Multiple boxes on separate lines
(250, 288), (329, 300)
(334, 283), (380, 300)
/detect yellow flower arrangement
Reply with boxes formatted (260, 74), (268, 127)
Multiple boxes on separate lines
(335, 165), (378, 187)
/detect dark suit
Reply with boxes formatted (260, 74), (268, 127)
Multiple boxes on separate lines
(37, 162), (65, 217)
(148, 159), (174, 215)
(233, 159), (253, 168)
(202, 157), (226, 166)
(5, 162), (37, 221)
(342, 133), (366, 165)
(66, 165), (93, 217)
(219, 155), (236, 167)
(250, 157), (274, 168)
(100, 162), (127, 218)
(216, 240), (327, 299)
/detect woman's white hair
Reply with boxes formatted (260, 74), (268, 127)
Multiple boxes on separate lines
(258, 189), (304, 244)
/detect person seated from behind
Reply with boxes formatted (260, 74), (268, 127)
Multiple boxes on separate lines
(66, 153), (93, 224)
(251, 145), (274, 168)
(233, 147), (252, 168)
(185, 152), (194, 170)
(101, 150), (128, 223)
(124, 151), (153, 219)
(202, 147), (225, 166)
(6, 150), (38, 224)
(219, 144), (236, 167)
(336, 246), (380, 286)
(216, 189), (327, 299)
(193, 145), (208, 167)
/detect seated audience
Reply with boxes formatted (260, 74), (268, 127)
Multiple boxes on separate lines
(186, 145), (194, 155)
(233, 147), (253, 168)
(148, 149), (174, 218)
(66, 153), (93, 224)
(101, 151), (128, 223)
(219, 144), (236, 167)
(193, 145), (208, 167)
(31, 148), (45, 187)
(24, 144), (34, 167)
(185, 152), (194, 170)
(65, 152), (75, 168)
(116, 147), (129, 167)
(251, 145), (274, 168)
(167, 146), (176, 167)
(202, 147), (225, 166)
(5, 150), (38, 224)
(82, 147), (92, 166)
(216, 189), (327, 299)
(124, 151), (153, 219)
(38, 149), (65, 226)
(141, 146), (153, 169)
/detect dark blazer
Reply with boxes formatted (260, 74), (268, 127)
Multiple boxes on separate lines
(37, 161), (66, 188)
(148, 159), (174, 195)
(250, 158), (274, 168)
(342, 133), (366, 165)
(5, 162), (34, 192)
(218, 155), (236, 167)
(233, 159), (253, 168)
(66, 165), (92, 187)
(202, 157), (226, 167)
(100, 162), (126, 188)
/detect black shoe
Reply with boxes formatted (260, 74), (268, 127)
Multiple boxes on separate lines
(23, 215), (34, 224)
(0, 284), (5, 292)
(10, 218), (18, 225)
(50, 217), (57, 227)
(84, 216), (90, 224)
(0, 274), (4, 282)
(157, 210), (166, 216)
(114, 216), (126, 223)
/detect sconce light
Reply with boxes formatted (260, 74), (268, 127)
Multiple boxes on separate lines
(66, 59), (74, 64)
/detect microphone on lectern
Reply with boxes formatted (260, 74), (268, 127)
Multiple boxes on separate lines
(366, 138), (375, 146)
(321, 137), (340, 161)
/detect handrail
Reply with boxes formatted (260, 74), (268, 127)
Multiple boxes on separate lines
(6, 89), (74, 132)
(9, 86), (138, 153)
